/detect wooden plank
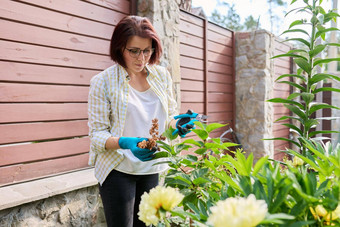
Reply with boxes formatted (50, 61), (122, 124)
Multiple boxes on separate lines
(181, 80), (204, 91)
(180, 56), (204, 70)
(208, 41), (233, 56)
(0, 120), (89, 145)
(208, 51), (232, 65)
(274, 90), (290, 98)
(84, 0), (130, 13)
(208, 112), (233, 122)
(207, 62), (233, 74)
(208, 93), (233, 103)
(179, 43), (204, 59)
(208, 22), (233, 38)
(207, 30), (233, 46)
(0, 154), (89, 186)
(17, 0), (126, 26)
(180, 32), (204, 48)
(0, 83), (89, 102)
(208, 82), (233, 93)
(0, 61), (97, 85)
(181, 103), (204, 114)
(181, 91), (204, 102)
(180, 20), (204, 37)
(180, 11), (204, 27)
(0, 103), (88, 123)
(0, 0), (114, 39)
(0, 40), (112, 70)
(274, 66), (291, 75)
(180, 67), (204, 81)
(0, 19), (110, 55)
(208, 73), (233, 84)
(209, 103), (233, 112)
(274, 83), (290, 91)
(0, 137), (90, 166)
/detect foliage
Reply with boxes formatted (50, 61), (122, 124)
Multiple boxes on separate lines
(209, 2), (244, 31)
(138, 1), (340, 226)
(268, 0), (340, 155)
(151, 123), (339, 226)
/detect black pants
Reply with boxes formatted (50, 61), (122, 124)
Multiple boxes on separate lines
(99, 170), (159, 227)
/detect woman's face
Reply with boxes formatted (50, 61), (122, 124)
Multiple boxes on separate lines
(123, 36), (153, 75)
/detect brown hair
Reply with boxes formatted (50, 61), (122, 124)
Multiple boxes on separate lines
(110, 16), (162, 68)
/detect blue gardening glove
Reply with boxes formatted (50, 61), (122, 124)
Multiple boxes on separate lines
(173, 110), (198, 138)
(118, 137), (155, 161)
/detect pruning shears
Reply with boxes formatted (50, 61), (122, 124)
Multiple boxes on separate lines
(173, 109), (208, 137)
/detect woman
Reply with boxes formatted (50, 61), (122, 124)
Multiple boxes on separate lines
(88, 15), (178, 227)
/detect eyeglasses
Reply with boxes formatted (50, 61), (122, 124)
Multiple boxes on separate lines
(125, 48), (154, 58)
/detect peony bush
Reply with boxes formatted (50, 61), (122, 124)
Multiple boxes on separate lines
(139, 0), (340, 226)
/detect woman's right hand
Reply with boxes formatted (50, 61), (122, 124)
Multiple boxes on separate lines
(118, 137), (155, 161)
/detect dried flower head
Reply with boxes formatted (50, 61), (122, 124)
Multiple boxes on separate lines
(138, 118), (165, 150)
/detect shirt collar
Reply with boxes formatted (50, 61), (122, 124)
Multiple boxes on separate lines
(118, 64), (153, 82)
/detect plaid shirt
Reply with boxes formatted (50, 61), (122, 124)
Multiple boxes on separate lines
(88, 64), (178, 185)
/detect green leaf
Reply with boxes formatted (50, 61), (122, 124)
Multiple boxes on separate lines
(294, 58), (311, 73)
(289, 19), (304, 29)
(267, 98), (304, 109)
(287, 92), (302, 100)
(182, 138), (202, 147)
(192, 177), (210, 185)
(325, 42), (340, 48)
(274, 115), (302, 123)
(309, 44), (325, 58)
(263, 137), (300, 147)
(309, 130), (339, 137)
(204, 142), (224, 149)
(284, 104), (307, 121)
(283, 38), (310, 47)
(278, 80), (306, 92)
(157, 140), (172, 152)
(192, 129), (209, 140)
(314, 58), (340, 67)
(281, 28), (310, 37)
(272, 53), (307, 61)
(153, 151), (169, 159)
(206, 123), (226, 133)
(253, 156), (269, 176)
(314, 87), (340, 94)
(193, 121), (206, 130)
(304, 119), (319, 132)
(309, 103), (340, 115)
(163, 127), (178, 141)
(271, 182), (293, 212)
(315, 27), (339, 39)
(301, 92), (314, 104)
(275, 74), (306, 82)
(282, 123), (303, 135)
(194, 148), (208, 155)
(310, 73), (340, 85)
(287, 149), (324, 175)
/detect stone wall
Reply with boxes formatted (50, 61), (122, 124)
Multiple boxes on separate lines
(0, 186), (105, 227)
(234, 30), (275, 160)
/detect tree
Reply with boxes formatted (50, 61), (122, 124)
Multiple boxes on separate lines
(244, 15), (260, 31)
(209, 2), (244, 31)
(267, 0), (287, 33)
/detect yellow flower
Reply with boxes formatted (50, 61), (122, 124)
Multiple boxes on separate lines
(310, 204), (340, 225)
(292, 156), (304, 167)
(207, 194), (267, 227)
(138, 185), (184, 226)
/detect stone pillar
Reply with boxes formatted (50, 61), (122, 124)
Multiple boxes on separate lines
(235, 30), (275, 160)
(138, 0), (182, 111)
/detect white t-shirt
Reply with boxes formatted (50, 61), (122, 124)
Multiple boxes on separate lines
(115, 84), (168, 174)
